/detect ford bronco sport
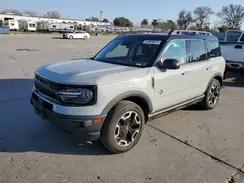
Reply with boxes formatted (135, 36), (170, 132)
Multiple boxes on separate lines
(31, 30), (225, 153)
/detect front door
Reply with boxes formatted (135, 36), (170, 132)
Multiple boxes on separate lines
(153, 39), (193, 111)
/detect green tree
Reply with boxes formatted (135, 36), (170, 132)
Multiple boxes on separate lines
(217, 25), (229, 32)
(217, 4), (244, 29)
(91, 17), (100, 22)
(141, 19), (149, 26)
(102, 18), (109, 23)
(151, 19), (159, 27)
(159, 20), (177, 31)
(113, 17), (133, 27)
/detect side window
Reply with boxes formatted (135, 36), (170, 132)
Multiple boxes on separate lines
(227, 31), (242, 42)
(162, 39), (187, 64)
(240, 34), (244, 42)
(206, 41), (221, 58)
(187, 40), (207, 62)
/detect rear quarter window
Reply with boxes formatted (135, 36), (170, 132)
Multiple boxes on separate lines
(206, 41), (221, 58)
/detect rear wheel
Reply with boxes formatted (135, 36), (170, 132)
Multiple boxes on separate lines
(69, 35), (73, 39)
(201, 79), (221, 110)
(101, 101), (144, 154)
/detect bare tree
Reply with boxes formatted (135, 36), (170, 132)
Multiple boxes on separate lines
(217, 4), (244, 29)
(0, 9), (22, 15)
(23, 10), (38, 16)
(193, 6), (214, 30)
(177, 10), (193, 30)
(43, 11), (61, 19)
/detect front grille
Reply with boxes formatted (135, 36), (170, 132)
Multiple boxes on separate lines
(34, 75), (62, 103)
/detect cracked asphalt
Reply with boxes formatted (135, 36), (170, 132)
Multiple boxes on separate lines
(0, 33), (244, 183)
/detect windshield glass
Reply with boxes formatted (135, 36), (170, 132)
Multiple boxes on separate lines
(94, 35), (165, 67)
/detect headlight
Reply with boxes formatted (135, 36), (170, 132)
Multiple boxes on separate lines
(58, 88), (94, 105)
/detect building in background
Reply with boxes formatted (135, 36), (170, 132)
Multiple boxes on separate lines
(0, 13), (111, 32)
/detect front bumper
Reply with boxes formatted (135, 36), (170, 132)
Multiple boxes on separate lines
(31, 92), (105, 141)
(225, 61), (244, 71)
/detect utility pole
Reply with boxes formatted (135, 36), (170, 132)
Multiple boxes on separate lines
(100, 11), (103, 22)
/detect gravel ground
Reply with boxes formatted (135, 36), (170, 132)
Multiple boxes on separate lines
(0, 33), (244, 183)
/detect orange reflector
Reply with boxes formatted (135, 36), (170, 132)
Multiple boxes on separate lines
(94, 116), (104, 124)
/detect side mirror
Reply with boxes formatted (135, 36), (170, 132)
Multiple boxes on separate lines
(157, 59), (181, 70)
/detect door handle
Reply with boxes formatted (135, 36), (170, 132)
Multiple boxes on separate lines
(234, 45), (243, 49)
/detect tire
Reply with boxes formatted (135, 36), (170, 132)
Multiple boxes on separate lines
(101, 100), (145, 154)
(84, 36), (88, 40)
(69, 35), (73, 39)
(201, 79), (221, 110)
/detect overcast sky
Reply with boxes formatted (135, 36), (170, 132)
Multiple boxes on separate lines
(1, 0), (244, 26)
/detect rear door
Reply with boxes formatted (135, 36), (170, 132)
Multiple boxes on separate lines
(185, 39), (212, 96)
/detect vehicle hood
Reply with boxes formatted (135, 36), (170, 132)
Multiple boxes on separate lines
(36, 59), (148, 85)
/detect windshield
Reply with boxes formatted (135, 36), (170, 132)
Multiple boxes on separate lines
(94, 35), (164, 67)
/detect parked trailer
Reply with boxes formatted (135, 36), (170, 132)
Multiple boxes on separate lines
(37, 21), (49, 32)
(7, 20), (19, 31)
(27, 21), (37, 31)
(0, 27), (10, 34)
(49, 23), (75, 33)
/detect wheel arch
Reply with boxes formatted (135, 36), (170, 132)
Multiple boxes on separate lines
(205, 73), (223, 93)
(101, 91), (153, 122)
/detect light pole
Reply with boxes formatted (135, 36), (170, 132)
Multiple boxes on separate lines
(100, 11), (103, 22)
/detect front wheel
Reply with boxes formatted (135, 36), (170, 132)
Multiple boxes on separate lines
(201, 79), (221, 110)
(69, 35), (73, 39)
(101, 101), (144, 154)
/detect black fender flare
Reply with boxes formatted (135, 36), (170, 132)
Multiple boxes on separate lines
(101, 91), (153, 115)
(205, 73), (223, 93)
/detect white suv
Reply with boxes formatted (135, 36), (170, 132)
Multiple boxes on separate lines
(31, 30), (225, 153)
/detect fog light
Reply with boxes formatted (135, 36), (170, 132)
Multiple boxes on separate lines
(83, 120), (92, 127)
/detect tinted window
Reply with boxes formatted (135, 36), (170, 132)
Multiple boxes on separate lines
(187, 40), (207, 62)
(162, 40), (187, 64)
(240, 34), (244, 42)
(213, 32), (225, 42)
(206, 41), (221, 58)
(227, 31), (242, 42)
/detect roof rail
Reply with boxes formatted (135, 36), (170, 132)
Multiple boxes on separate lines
(171, 30), (212, 36)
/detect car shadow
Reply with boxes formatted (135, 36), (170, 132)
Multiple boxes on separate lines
(51, 36), (64, 39)
(0, 78), (109, 156)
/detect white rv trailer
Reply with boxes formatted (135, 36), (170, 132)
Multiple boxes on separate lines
(7, 20), (19, 30)
(0, 13), (111, 32)
(49, 22), (75, 32)
(27, 21), (37, 31)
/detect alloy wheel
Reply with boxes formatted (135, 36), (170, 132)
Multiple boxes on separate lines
(114, 111), (142, 147)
